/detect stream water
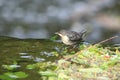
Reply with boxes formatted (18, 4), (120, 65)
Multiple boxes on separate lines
(0, 36), (61, 80)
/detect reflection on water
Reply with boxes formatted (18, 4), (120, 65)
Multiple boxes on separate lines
(0, 0), (120, 43)
(20, 55), (33, 59)
(19, 51), (55, 62)
(34, 57), (45, 62)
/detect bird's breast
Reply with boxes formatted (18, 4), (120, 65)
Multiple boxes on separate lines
(61, 35), (73, 45)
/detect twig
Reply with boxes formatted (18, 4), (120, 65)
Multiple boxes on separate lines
(65, 35), (119, 61)
(94, 36), (119, 46)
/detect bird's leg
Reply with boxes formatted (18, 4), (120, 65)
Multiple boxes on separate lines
(73, 44), (78, 48)
(66, 44), (79, 53)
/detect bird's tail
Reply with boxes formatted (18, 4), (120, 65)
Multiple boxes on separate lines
(79, 30), (87, 39)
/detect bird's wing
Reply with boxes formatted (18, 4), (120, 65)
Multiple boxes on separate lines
(67, 31), (82, 41)
(79, 30), (87, 39)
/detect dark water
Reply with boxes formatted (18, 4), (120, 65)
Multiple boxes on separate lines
(0, 36), (61, 80)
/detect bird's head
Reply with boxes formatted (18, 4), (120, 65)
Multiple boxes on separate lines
(55, 30), (68, 37)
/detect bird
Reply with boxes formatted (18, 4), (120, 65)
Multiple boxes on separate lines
(55, 30), (86, 46)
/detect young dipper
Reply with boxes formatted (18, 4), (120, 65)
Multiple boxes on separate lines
(55, 30), (86, 46)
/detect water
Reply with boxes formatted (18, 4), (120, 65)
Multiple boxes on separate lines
(0, 36), (61, 80)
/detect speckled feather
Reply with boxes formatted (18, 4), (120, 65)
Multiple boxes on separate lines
(67, 31), (83, 41)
